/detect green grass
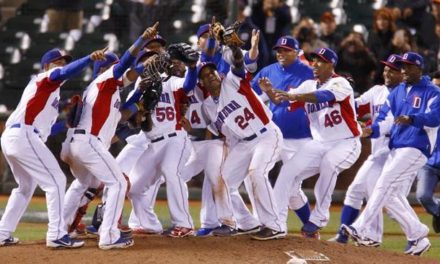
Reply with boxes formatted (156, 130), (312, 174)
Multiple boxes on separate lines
(2, 197), (440, 260)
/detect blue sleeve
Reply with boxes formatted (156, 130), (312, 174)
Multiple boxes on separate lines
(49, 56), (91, 82)
(244, 52), (257, 65)
(200, 52), (210, 63)
(113, 51), (136, 79)
(122, 89), (142, 110)
(134, 63), (145, 75)
(183, 67), (197, 93)
(314, 90), (336, 103)
(50, 120), (67, 136)
(370, 100), (392, 138)
(410, 95), (440, 128)
(251, 70), (263, 95)
(115, 124), (134, 141)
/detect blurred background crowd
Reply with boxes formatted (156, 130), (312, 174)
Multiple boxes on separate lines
(0, 0), (440, 192)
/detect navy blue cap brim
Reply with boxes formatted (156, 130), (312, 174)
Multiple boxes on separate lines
(380, 60), (400, 71)
(310, 52), (333, 64)
(144, 38), (167, 48)
(46, 54), (73, 66)
(399, 59), (423, 68)
(135, 50), (158, 65)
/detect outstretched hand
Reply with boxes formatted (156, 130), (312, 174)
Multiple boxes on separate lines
(394, 115), (413, 125)
(258, 77), (273, 93)
(142, 22), (159, 40)
(90, 46), (109, 61)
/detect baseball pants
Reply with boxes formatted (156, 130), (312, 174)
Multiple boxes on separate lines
(0, 125), (67, 241)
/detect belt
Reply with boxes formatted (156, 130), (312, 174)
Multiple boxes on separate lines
(151, 132), (177, 143)
(74, 129), (86, 135)
(243, 127), (267, 141)
(10, 123), (39, 134)
(192, 135), (224, 141)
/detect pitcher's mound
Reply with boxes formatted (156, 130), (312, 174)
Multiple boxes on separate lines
(1, 235), (438, 264)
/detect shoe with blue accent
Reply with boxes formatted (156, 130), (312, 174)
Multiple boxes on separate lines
(327, 233), (348, 244)
(301, 222), (321, 239)
(99, 236), (134, 250)
(404, 237), (431, 256)
(47, 234), (85, 249)
(341, 224), (362, 242)
(0, 236), (19, 246)
(196, 227), (217, 237)
(86, 225), (99, 236)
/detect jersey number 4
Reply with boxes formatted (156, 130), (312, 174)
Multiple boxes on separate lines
(235, 107), (255, 129)
(324, 110), (342, 127)
(156, 107), (175, 122)
(190, 110), (201, 124)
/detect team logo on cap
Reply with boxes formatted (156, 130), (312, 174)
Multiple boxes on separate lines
(413, 96), (421, 108)
(403, 53), (408, 60)
(318, 48), (326, 55)
(281, 38), (287, 45)
(389, 55), (396, 62)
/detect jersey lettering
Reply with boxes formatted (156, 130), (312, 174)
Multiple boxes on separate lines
(306, 101), (332, 114)
(215, 100), (242, 125)
(234, 107), (256, 129)
(324, 110), (342, 127)
(190, 110), (201, 124)
(156, 106), (175, 122)
(51, 97), (60, 109)
(159, 92), (171, 104)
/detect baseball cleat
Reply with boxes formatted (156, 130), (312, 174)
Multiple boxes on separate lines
(99, 237), (134, 250)
(327, 234), (348, 244)
(432, 214), (440, 233)
(251, 227), (286, 241)
(132, 227), (162, 235)
(236, 225), (261, 235)
(301, 222), (321, 240)
(212, 225), (238, 237)
(47, 234), (85, 249)
(196, 227), (218, 237)
(86, 225), (99, 236)
(167, 226), (195, 238)
(0, 236), (19, 246)
(340, 224), (362, 242)
(354, 237), (381, 247)
(404, 237), (431, 256)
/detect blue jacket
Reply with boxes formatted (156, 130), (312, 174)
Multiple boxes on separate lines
(372, 76), (440, 157)
(427, 130), (440, 168)
(251, 60), (313, 139)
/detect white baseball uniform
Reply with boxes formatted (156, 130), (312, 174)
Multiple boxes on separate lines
(64, 65), (128, 246)
(212, 72), (283, 231)
(0, 68), (68, 242)
(274, 76), (362, 231)
(182, 84), (260, 230)
(128, 75), (194, 229)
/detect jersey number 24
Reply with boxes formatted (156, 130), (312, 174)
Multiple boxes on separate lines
(235, 107), (255, 129)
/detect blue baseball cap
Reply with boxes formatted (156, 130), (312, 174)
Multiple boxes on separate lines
(310, 47), (338, 66)
(197, 62), (217, 77)
(381, 54), (402, 71)
(197, 24), (210, 39)
(40, 48), (72, 68)
(143, 34), (167, 48)
(272, 36), (300, 51)
(92, 52), (119, 79)
(135, 50), (158, 66)
(399, 52), (424, 69)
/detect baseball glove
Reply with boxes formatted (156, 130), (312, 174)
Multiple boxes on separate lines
(167, 43), (199, 64)
(221, 21), (245, 47)
(139, 77), (162, 111)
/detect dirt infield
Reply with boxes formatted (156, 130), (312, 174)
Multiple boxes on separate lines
(2, 235), (439, 264)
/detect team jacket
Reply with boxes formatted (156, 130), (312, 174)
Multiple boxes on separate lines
(288, 76), (361, 142)
(371, 76), (440, 157)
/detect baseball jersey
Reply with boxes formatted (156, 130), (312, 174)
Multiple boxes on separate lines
(214, 72), (272, 139)
(6, 67), (64, 142)
(289, 76), (361, 142)
(356, 84), (392, 155)
(185, 83), (210, 129)
(76, 65), (124, 148)
(145, 76), (187, 139)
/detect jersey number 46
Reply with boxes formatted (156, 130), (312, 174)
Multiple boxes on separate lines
(324, 110), (342, 127)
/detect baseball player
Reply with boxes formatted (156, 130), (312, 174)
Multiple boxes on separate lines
(251, 36), (314, 226)
(0, 47), (106, 248)
(329, 54), (404, 244)
(127, 43), (199, 238)
(63, 22), (159, 250)
(270, 48), (362, 239)
(203, 42), (285, 241)
(343, 52), (440, 256)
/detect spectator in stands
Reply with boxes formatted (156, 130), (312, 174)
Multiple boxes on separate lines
(431, 71), (440, 86)
(386, 0), (430, 31)
(251, 0), (292, 62)
(389, 28), (415, 55)
(128, 0), (179, 42)
(292, 17), (328, 57)
(46, 0), (84, 32)
(336, 32), (377, 94)
(417, 1), (440, 58)
(368, 8), (395, 62)
(319, 12), (342, 51)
